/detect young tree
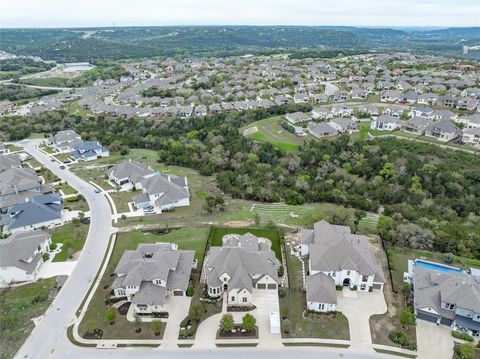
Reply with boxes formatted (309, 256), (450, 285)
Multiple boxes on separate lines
(220, 313), (234, 332)
(150, 320), (162, 336)
(189, 303), (203, 322)
(353, 209), (367, 233)
(242, 313), (256, 331)
(105, 307), (116, 324)
(399, 309), (416, 326)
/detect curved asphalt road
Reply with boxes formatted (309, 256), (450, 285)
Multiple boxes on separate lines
(14, 138), (394, 359)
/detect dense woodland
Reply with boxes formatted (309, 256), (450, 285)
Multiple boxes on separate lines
(0, 58), (55, 80)
(1, 27), (479, 62)
(1, 104), (480, 259)
(0, 84), (58, 102)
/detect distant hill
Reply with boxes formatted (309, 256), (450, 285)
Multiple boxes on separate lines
(1, 26), (479, 62)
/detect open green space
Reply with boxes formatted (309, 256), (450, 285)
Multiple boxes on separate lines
(280, 245), (350, 339)
(211, 226), (283, 261)
(50, 222), (89, 262)
(54, 153), (71, 162)
(55, 182), (78, 195)
(0, 278), (57, 359)
(241, 116), (310, 152)
(78, 227), (209, 339)
(111, 190), (140, 213)
(36, 166), (60, 183)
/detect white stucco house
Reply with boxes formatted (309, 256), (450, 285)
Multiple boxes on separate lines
(112, 243), (195, 314)
(301, 220), (384, 292)
(204, 233), (280, 306)
(0, 230), (51, 286)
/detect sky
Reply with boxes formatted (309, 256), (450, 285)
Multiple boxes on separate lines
(1, 0), (480, 28)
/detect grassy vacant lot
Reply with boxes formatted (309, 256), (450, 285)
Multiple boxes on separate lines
(242, 116), (310, 152)
(78, 227), (209, 339)
(280, 246), (349, 340)
(55, 182), (78, 195)
(0, 278), (57, 359)
(54, 153), (71, 162)
(5, 144), (22, 152)
(211, 226), (283, 261)
(36, 166), (60, 183)
(50, 222), (89, 262)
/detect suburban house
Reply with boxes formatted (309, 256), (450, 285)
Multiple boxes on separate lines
(0, 167), (53, 212)
(370, 115), (402, 131)
(204, 232), (280, 306)
(285, 112), (311, 124)
(107, 160), (156, 189)
(0, 230), (51, 286)
(331, 105), (353, 118)
(312, 107), (332, 120)
(329, 118), (359, 133)
(306, 272), (337, 313)
(307, 122), (338, 139)
(49, 130), (82, 153)
(301, 220), (384, 291)
(133, 173), (190, 213)
(462, 128), (480, 145)
(383, 106), (403, 119)
(408, 260), (480, 337)
(69, 141), (109, 162)
(112, 243), (195, 314)
(425, 120), (462, 142)
(0, 154), (22, 172)
(0, 193), (64, 234)
(402, 117), (432, 135)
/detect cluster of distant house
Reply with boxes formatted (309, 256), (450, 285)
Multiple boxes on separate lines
(0, 142), (67, 286)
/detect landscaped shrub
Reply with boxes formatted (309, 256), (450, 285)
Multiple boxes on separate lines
(351, 285), (358, 291)
(443, 253), (455, 264)
(282, 319), (291, 334)
(220, 314), (234, 332)
(42, 253), (50, 261)
(105, 307), (116, 324)
(186, 284), (194, 297)
(336, 285), (343, 290)
(454, 343), (476, 359)
(66, 196), (79, 202)
(150, 320), (162, 336)
(452, 331), (474, 342)
(277, 265), (284, 277)
(278, 287), (286, 298)
(389, 330), (416, 350)
(399, 308), (416, 326)
(242, 314), (256, 331)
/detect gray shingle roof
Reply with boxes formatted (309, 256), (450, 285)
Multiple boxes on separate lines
(0, 230), (50, 273)
(414, 266), (480, 319)
(113, 243), (194, 306)
(107, 160), (155, 183)
(0, 193), (63, 231)
(141, 173), (189, 203)
(0, 167), (43, 196)
(205, 233), (279, 290)
(306, 272), (337, 305)
(308, 220), (384, 282)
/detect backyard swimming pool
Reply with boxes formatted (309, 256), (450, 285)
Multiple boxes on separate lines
(414, 259), (464, 273)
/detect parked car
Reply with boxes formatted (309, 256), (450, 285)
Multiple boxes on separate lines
(59, 165), (66, 169)
(94, 188), (101, 193)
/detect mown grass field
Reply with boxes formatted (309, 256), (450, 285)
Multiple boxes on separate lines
(242, 116), (310, 152)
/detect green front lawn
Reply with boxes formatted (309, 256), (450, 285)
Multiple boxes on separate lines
(211, 226), (283, 261)
(50, 222), (89, 262)
(55, 182), (78, 195)
(0, 278), (57, 359)
(280, 246), (349, 339)
(78, 227), (209, 340)
(36, 167), (60, 183)
(111, 190), (139, 213)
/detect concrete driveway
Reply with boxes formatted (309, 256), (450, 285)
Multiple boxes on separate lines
(336, 288), (387, 352)
(162, 296), (192, 349)
(416, 320), (454, 359)
(38, 258), (77, 278)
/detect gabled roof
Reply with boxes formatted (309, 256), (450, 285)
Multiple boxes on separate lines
(0, 193), (63, 230)
(0, 230), (50, 273)
(306, 272), (337, 305)
(206, 233), (279, 290)
(141, 173), (189, 203)
(0, 167), (43, 196)
(307, 220), (384, 282)
(0, 154), (22, 171)
(107, 160), (155, 183)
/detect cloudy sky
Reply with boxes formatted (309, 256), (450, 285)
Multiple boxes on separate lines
(2, 0), (479, 28)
